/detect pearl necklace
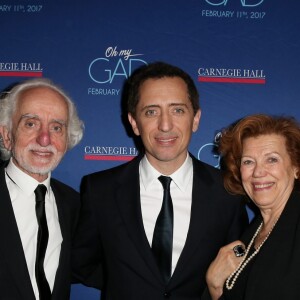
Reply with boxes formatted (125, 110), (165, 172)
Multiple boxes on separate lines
(225, 219), (278, 290)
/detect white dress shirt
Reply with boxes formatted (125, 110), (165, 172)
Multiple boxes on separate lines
(5, 159), (62, 299)
(140, 154), (193, 274)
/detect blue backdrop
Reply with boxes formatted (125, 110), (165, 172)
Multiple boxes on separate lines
(1, 0), (300, 298)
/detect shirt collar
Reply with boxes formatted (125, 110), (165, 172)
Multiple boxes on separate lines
(140, 154), (193, 192)
(6, 159), (51, 196)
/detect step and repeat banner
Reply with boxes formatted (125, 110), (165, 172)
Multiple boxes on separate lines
(1, 1), (299, 298)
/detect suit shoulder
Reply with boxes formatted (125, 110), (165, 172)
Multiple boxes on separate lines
(50, 178), (80, 209)
(193, 157), (223, 181)
(51, 177), (79, 194)
(194, 159), (221, 173)
(193, 158), (244, 201)
(82, 157), (139, 182)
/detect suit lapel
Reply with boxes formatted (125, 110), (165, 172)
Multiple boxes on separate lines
(0, 167), (35, 299)
(114, 157), (163, 283)
(50, 182), (66, 296)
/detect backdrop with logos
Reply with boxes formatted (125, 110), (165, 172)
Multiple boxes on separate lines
(1, 0), (299, 298)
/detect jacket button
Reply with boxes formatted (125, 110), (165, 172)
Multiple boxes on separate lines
(164, 292), (171, 298)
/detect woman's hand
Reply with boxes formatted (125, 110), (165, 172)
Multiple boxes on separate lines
(206, 241), (246, 300)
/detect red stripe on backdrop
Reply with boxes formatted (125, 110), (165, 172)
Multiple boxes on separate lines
(198, 77), (265, 84)
(84, 155), (135, 161)
(0, 72), (43, 77)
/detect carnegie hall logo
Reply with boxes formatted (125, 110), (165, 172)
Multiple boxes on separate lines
(87, 46), (148, 96)
(197, 67), (266, 84)
(0, 62), (43, 77)
(84, 145), (138, 161)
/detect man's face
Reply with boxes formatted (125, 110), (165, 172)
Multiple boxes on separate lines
(128, 77), (200, 174)
(4, 87), (69, 181)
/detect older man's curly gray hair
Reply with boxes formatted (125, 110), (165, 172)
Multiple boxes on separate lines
(0, 78), (84, 160)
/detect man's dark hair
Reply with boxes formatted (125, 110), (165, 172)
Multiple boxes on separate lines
(127, 62), (200, 117)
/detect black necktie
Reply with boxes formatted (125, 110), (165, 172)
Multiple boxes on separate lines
(152, 176), (174, 284)
(35, 184), (51, 300)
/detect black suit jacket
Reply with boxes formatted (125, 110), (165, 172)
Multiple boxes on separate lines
(202, 190), (300, 300)
(235, 189), (300, 300)
(72, 155), (248, 300)
(0, 163), (80, 300)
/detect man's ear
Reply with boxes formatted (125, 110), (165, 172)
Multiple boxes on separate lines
(192, 109), (201, 133)
(0, 126), (12, 150)
(128, 113), (140, 136)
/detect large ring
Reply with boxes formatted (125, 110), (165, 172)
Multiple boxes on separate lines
(233, 245), (245, 257)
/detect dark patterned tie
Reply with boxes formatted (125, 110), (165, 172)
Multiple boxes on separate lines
(35, 184), (51, 300)
(152, 176), (174, 284)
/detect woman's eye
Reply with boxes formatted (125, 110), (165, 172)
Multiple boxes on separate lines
(267, 157), (278, 163)
(241, 160), (253, 165)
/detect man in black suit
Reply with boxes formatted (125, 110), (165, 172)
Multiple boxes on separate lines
(0, 78), (84, 300)
(72, 62), (248, 299)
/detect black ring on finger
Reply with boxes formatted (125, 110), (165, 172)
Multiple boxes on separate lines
(233, 245), (245, 257)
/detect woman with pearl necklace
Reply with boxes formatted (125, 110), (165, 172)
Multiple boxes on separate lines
(202, 114), (300, 300)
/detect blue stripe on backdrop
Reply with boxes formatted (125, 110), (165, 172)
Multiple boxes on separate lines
(71, 284), (100, 299)
(1, 0), (300, 299)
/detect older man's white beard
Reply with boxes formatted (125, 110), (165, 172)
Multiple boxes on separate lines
(13, 144), (64, 176)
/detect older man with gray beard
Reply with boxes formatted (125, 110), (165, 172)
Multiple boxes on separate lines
(0, 78), (84, 300)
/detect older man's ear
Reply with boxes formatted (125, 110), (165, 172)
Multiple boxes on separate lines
(0, 126), (12, 150)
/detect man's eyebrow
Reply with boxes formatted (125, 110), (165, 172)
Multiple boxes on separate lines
(140, 102), (188, 111)
(18, 114), (39, 125)
(20, 113), (39, 119)
(19, 114), (67, 126)
(169, 102), (188, 107)
(52, 119), (67, 126)
(140, 104), (160, 111)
